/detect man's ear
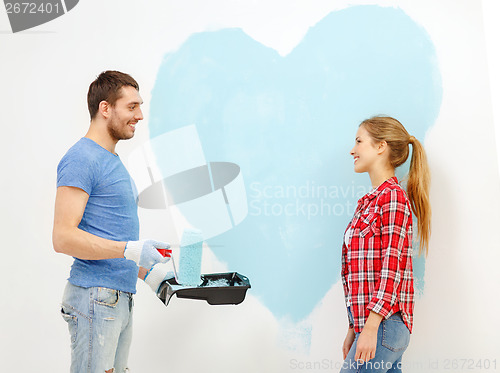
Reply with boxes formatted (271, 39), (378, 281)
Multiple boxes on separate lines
(98, 100), (111, 119)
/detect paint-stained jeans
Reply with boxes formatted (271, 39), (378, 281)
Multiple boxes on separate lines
(340, 308), (410, 373)
(60, 282), (133, 373)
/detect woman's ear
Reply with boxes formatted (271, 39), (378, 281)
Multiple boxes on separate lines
(377, 140), (388, 155)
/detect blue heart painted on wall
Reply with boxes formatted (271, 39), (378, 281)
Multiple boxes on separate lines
(148, 5), (441, 322)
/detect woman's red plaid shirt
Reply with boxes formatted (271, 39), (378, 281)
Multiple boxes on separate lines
(342, 177), (414, 333)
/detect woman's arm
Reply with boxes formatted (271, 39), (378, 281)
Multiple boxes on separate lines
(342, 327), (356, 360)
(367, 188), (411, 316)
(354, 311), (383, 362)
(356, 188), (411, 362)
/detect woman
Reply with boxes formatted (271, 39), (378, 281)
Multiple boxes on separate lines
(340, 116), (431, 372)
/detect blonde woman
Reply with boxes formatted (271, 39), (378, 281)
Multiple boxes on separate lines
(340, 116), (431, 372)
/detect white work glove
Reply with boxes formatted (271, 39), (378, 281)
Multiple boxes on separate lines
(124, 239), (171, 269)
(144, 262), (175, 294)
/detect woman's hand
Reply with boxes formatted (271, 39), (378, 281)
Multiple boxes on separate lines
(354, 311), (383, 363)
(354, 325), (378, 362)
(342, 327), (356, 360)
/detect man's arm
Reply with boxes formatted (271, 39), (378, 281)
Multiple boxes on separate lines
(52, 186), (126, 260)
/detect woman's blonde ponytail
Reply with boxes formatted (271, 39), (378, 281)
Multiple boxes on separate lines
(406, 136), (431, 256)
(361, 116), (431, 256)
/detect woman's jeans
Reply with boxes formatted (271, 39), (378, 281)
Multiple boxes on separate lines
(60, 282), (134, 373)
(340, 308), (410, 373)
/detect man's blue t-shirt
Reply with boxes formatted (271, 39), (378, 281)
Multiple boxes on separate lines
(57, 137), (140, 293)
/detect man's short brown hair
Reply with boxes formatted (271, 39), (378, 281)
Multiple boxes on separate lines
(87, 70), (139, 119)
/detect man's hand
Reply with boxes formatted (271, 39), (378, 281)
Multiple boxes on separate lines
(124, 240), (170, 269)
(138, 267), (149, 280)
(144, 262), (175, 294)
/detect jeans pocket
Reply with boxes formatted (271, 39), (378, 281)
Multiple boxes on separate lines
(381, 317), (410, 352)
(95, 287), (119, 307)
(60, 305), (78, 345)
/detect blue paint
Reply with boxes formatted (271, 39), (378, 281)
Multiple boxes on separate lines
(205, 278), (230, 287)
(149, 5), (442, 321)
(178, 229), (203, 286)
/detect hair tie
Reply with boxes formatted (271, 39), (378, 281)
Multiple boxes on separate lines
(408, 135), (416, 144)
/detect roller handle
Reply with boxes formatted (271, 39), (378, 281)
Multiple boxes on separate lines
(158, 248), (172, 258)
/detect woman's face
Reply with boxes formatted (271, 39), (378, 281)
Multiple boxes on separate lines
(350, 125), (380, 174)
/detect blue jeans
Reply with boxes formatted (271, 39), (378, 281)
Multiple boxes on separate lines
(340, 308), (410, 373)
(60, 282), (134, 372)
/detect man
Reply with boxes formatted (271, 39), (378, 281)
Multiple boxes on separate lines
(53, 70), (170, 373)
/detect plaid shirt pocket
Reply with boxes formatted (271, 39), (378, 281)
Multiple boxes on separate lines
(359, 212), (379, 238)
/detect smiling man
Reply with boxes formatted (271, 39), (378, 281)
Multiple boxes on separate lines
(53, 71), (170, 373)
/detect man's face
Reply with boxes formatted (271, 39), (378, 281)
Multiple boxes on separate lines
(107, 86), (144, 141)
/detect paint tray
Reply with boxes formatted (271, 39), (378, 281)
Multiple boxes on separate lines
(157, 272), (251, 306)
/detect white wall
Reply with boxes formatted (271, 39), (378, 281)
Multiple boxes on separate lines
(0, 1), (499, 372)
(483, 0), (500, 170)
